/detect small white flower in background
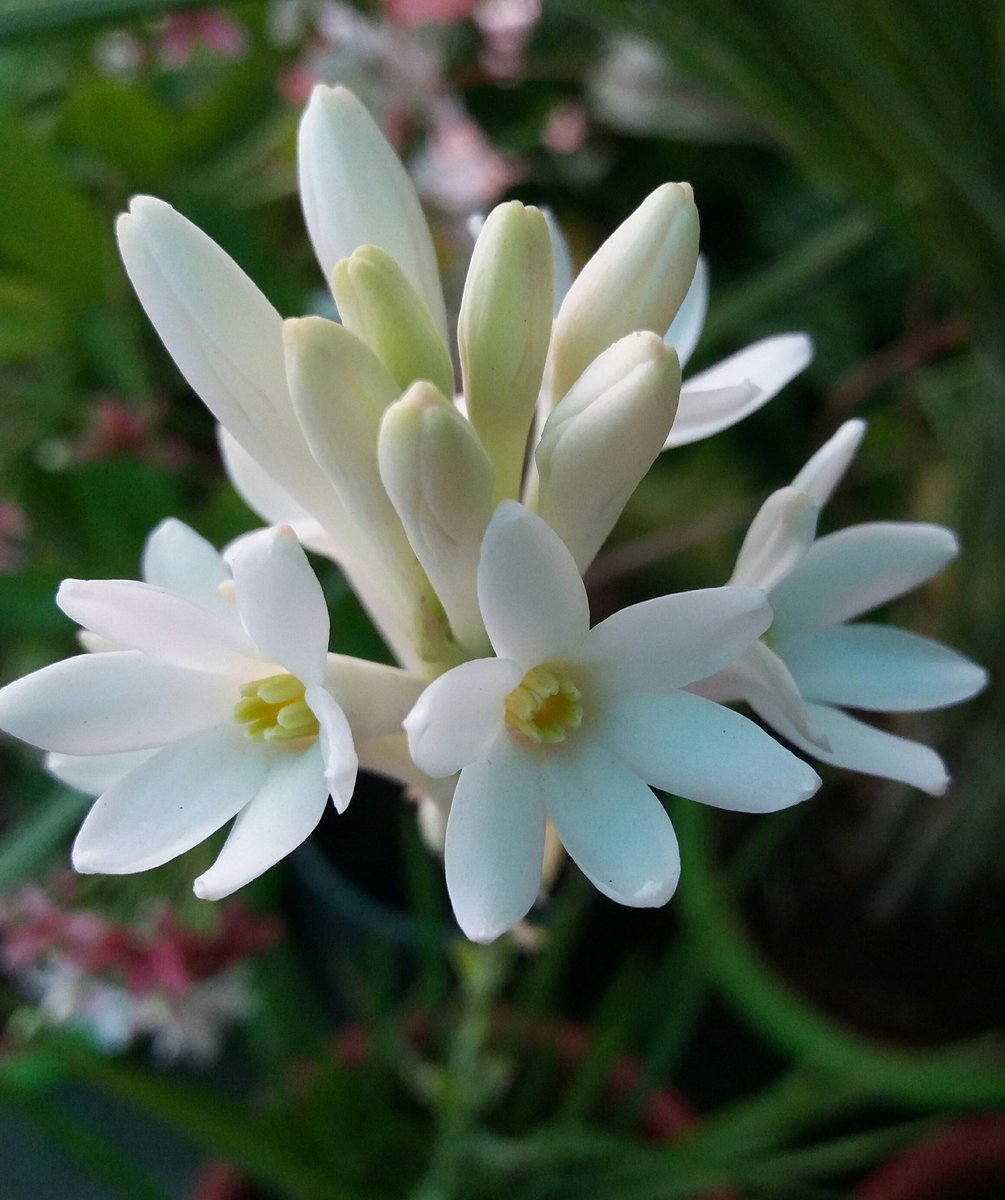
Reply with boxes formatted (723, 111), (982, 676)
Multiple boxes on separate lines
(404, 503), (820, 942)
(0, 523), (363, 900)
(695, 419), (988, 795)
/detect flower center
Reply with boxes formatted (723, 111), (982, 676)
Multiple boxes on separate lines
(504, 665), (583, 745)
(234, 673), (318, 746)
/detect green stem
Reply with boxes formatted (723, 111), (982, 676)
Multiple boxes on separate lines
(410, 939), (513, 1200)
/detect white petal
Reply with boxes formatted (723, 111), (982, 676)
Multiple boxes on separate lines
(323, 656), (426, 741)
(595, 690), (820, 812)
(217, 428), (340, 560)
(752, 698), (950, 796)
(691, 640), (826, 747)
(769, 523), (960, 636)
(579, 586), (770, 695)
(730, 487), (819, 591)
(230, 526), (328, 686)
(117, 200), (348, 543)
(306, 685), (358, 813)
(477, 503), (590, 668)
(404, 658), (521, 778)
(193, 742), (330, 900)
(666, 333), (813, 448)
(0, 652), (235, 755)
(444, 738), (546, 942)
(72, 726), (269, 875)
(46, 749), (156, 796)
(543, 741), (680, 906)
(141, 519), (232, 612)
(777, 623), (988, 712)
(57, 579), (256, 675)
(297, 85), (447, 338)
(791, 419), (867, 506)
(664, 255), (708, 369)
(543, 206), (573, 316)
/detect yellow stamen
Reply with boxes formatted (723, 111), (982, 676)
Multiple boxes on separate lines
(234, 673), (318, 747)
(504, 665), (583, 745)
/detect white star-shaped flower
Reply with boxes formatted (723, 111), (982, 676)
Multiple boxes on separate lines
(696, 420), (988, 794)
(0, 525), (360, 899)
(403, 503), (820, 942)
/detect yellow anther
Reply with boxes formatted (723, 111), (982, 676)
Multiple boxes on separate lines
(217, 580), (237, 604)
(234, 673), (318, 747)
(504, 665), (583, 745)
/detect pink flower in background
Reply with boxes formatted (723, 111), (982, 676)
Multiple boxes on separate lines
(381, 0), (477, 28)
(473, 0), (541, 79)
(410, 101), (524, 214)
(158, 9), (249, 68)
(0, 879), (279, 1061)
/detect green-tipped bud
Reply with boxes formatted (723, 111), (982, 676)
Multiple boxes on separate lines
(536, 332), (681, 572)
(458, 202), (554, 504)
(547, 183), (698, 404)
(379, 382), (494, 655)
(331, 245), (455, 398)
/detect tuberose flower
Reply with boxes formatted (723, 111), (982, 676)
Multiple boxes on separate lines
(404, 503), (821, 941)
(0, 525), (363, 899)
(695, 420), (988, 794)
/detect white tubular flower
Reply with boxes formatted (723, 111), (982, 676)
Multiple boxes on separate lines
(0, 526), (364, 900)
(696, 420), (988, 795)
(404, 503), (820, 942)
(298, 84), (448, 340)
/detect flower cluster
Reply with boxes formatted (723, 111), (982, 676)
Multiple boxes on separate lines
(0, 85), (985, 942)
(0, 879), (278, 1062)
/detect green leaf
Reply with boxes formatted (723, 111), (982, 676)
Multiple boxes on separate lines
(0, 114), (113, 304)
(61, 78), (179, 185)
(0, 277), (65, 361)
(0, 787), (88, 891)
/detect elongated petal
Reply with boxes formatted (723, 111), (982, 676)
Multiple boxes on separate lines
(579, 586), (770, 695)
(544, 206), (573, 316)
(751, 697), (950, 796)
(666, 333), (813, 448)
(543, 741), (680, 906)
(445, 739), (547, 942)
(548, 183), (698, 402)
(194, 742), (330, 899)
(404, 658), (521, 778)
(141, 519), (232, 612)
(46, 749), (155, 796)
(769, 523), (959, 636)
(230, 526), (328, 686)
(596, 690), (820, 812)
(118, 200), (349, 543)
(306, 685), (358, 813)
(217, 428), (339, 560)
(791, 418), (866, 506)
(57, 580), (256, 675)
(730, 487), (819, 591)
(0, 652), (235, 755)
(692, 640), (827, 747)
(478, 503), (590, 668)
(777, 623), (988, 713)
(72, 725), (269, 874)
(537, 333), (680, 572)
(664, 255), (708, 369)
(297, 84), (447, 337)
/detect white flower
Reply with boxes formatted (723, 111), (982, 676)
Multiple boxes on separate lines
(404, 503), (821, 942)
(696, 420), (988, 795)
(0, 525), (363, 899)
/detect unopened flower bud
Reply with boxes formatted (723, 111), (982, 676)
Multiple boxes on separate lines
(547, 183), (698, 403)
(331, 245), (455, 398)
(536, 332), (680, 571)
(379, 383), (494, 654)
(458, 202), (554, 503)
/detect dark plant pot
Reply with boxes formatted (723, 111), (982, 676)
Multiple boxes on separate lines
(854, 1115), (1005, 1200)
(189, 1015), (727, 1200)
